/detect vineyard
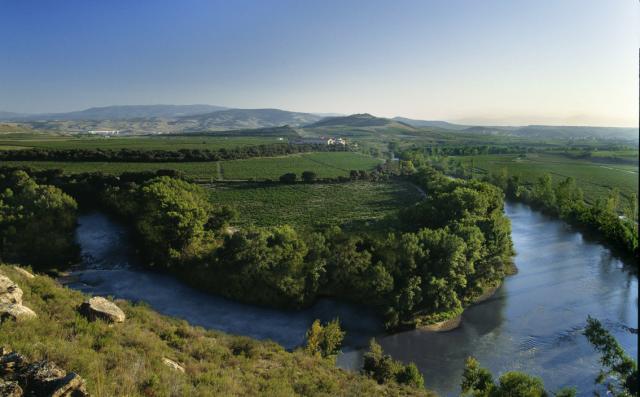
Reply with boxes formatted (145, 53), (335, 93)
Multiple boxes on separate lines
(207, 180), (423, 231)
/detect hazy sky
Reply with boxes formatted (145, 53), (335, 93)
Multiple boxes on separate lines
(1, 0), (638, 126)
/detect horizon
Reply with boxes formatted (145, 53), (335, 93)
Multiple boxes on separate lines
(1, 103), (637, 129)
(1, 0), (638, 128)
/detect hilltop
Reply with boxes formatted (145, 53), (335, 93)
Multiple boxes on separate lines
(175, 108), (322, 131)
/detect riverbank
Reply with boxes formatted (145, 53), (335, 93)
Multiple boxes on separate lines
(417, 283), (504, 332)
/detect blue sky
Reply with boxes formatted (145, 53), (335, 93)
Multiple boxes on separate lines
(0, 0), (637, 126)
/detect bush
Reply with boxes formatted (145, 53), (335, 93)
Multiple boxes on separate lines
(279, 173), (297, 184)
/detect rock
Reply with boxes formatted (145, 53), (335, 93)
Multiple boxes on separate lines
(78, 297), (125, 323)
(162, 357), (185, 373)
(11, 267), (34, 279)
(0, 351), (26, 375)
(0, 304), (37, 322)
(0, 276), (23, 306)
(0, 380), (23, 397)
(0, 350), (89, 396)
(50, 373), (89, 397)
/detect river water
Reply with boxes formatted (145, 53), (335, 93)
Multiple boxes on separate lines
(69, 202), (637, 396)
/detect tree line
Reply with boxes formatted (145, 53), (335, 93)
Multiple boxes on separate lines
(399, 148), (639, 258)
(0, 143), (348, 163)
(0, 163), (513, 331)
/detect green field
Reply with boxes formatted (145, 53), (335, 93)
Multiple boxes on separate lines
(207, 180), (423, 231)
(221, 152), (382, 180)
(457, 153), (639, 203)
(2, 152), (382, 180)
(0, 135), (282, 151)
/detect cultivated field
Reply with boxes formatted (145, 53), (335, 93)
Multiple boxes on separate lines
(0, 134), (282, 151)
(457, 153), (639, 203)
(2, 152), (382, 180)
(220, 152), (383, 180)
(207, 180), (423, 231)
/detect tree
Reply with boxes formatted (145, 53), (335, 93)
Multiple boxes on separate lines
(0, 170), (79, 269)
(304, 319), (323, 357)
(301, 171), (317, 183)
(304, 318), (345, 358)
(396, 363), (425, 389)
(461, 357), (572, 397)
(136, 177), (217, 266)
(362, 339), (424, 388)
(461, 357), (494, 397)
(584, 316), (638, 397)
(279, 173), (297, 184)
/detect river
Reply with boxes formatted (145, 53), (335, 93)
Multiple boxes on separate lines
(69, 202), (637, 396)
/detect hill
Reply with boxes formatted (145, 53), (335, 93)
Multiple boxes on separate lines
(181, 125), (301, 137)
(0, 104), (227, 121)
(175, 108), (322, 131)
(392, 117), (468, 130)
(302, 113), (420, 140)
(512, 125), (639, 141)
(308, 113), (413, 129)
(0, 264), (431, 396)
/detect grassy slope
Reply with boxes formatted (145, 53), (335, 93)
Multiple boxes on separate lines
(0, 265), (432, 397)
(207, 180), (423, 231)
(1, 152), (383, 180)
(457, 153), (639, 203)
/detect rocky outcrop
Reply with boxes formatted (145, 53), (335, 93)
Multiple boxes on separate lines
(0, 380), (23, 397)
(0, 276), (37, 323)
(162, 357), (185, 373)
(0, 304), (37, 322)
(0, 276), (23, 305)
(0, 348), (89, 396)
(78, 297), (125, 323)
(11, 267), (34, 280)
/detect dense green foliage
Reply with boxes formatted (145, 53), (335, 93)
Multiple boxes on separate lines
(400, 148), (638, 257)
(363, 339), (425, 389)
(0, 163), (512, 330)
(0, 170), (78, 269)
(90, 165), (512, 329)
(584, 316), (638, 397)
(461, 357), (575, 397)
(0, 265), (432, 397)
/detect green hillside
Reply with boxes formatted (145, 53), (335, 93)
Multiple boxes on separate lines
(0, 265), (431, 397)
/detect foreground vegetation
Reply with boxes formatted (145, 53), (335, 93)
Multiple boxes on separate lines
(0, 265), (431, 396)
